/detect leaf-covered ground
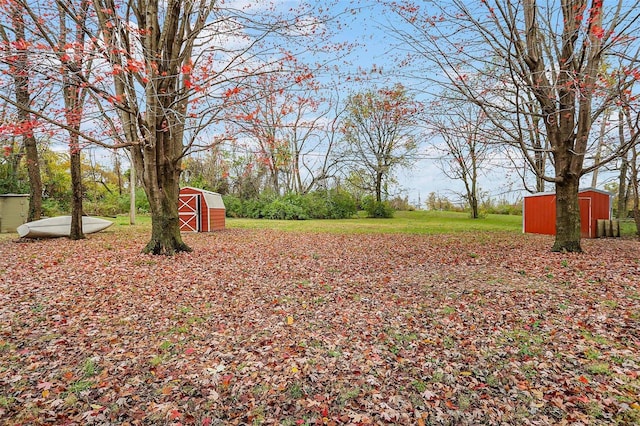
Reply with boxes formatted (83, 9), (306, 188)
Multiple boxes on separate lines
(1, 229), (639, 425)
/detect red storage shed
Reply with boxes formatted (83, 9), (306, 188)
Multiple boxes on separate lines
(523, 188), (611, 238)
(178, 187), (225, 232)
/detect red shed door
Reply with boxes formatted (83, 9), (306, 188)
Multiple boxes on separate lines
(579, 197), (592, 238)
(179, 194), (200, 232)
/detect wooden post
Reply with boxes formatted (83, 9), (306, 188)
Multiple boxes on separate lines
(597, 219), (605, 237)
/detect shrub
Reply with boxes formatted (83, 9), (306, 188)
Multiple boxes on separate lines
(322, 190), (357, 219)
(362, 196), (394, 218)
(222, 190), (357, 220)
(262, 195), (309, 220)
(222, 195), (243, 218)
(116, 188), (150, 215)
(41, 198), (68, 217)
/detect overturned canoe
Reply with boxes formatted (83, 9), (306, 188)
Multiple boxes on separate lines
(17, 216), (113, 238)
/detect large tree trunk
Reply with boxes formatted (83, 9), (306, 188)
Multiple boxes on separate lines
(141, 166), (191, 255)
(552, 177), (582, 252)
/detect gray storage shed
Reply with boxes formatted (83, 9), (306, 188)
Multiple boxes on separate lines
(0, 194), (29, 233)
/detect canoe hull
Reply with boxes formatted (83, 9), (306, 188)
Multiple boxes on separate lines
(17, 216), (113, 238)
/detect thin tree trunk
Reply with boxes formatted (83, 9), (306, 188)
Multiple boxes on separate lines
(630, 145), (640, 236)
(114, 151), (122, 196)
(618, 156), (629, 219)
(129, 150), (136, 225)
(470, 195), (479, 219)
(618, 112), (629, 220)
(375, 171), (383, 203)
(69, 142), (84, 240)
(591, 111), (609, 188)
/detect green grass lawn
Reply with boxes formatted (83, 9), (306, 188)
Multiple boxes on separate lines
(228, 211), (637, 237)
(5, 210), (636, 238)
(111, 210), (524, 234)
(112, 210), (640, 236)
(226, 210), (525, 234)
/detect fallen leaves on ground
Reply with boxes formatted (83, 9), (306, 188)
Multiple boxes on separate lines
(0, 229), (639, 425)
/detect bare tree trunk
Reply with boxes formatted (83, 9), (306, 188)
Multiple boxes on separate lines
(142, 166), (190, 254)
(532, 120), (546, 193)
(618, 112), (629, 220)
(114, 150), (122, 196)
(69, 144), (84, 239)
(630, 146), (640, 236)
(375, 171), (383, 203)
(468, 184), (479, 219)
(618, 156), (629, 219)
(23, 136), (42, 221)
(470, 194), (479, 219)
(552, 176), (582, 252)
(129, 150), (136, 225)
(591, 111), (609, 188)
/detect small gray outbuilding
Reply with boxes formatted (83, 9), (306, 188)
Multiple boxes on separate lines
(0, 194), (29, 233)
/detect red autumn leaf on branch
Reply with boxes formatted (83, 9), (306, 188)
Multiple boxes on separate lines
(224, 87), (241, 98)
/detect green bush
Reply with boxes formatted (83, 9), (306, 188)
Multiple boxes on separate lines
(83, 188), (149, 217)
(41, 198), (68, 217)
(362, 196), (394, 218)
(243, 198), (267, 219)
(262, 194), (309, 220)
(222, 195), (243, 218)
(223, 190), (357, 220)
(317, 190), (357, 219)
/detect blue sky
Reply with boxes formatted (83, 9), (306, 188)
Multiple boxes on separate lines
(325, 1), (618, 206)
(322, 2), (526, 206)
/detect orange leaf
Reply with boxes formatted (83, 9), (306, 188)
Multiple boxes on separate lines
(221, 374), (233, 387)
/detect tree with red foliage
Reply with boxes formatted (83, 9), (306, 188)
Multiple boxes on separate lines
(2, 0), (345, 254)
